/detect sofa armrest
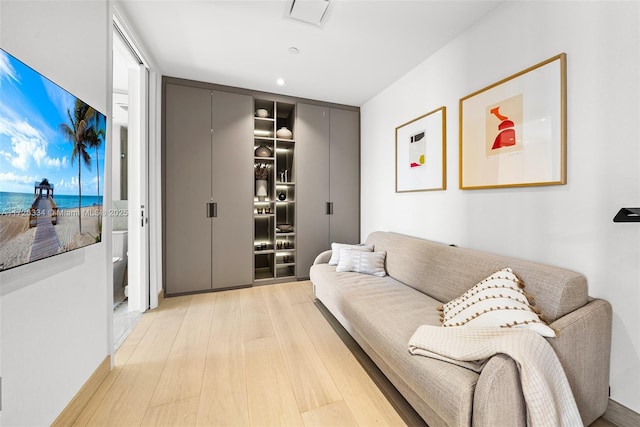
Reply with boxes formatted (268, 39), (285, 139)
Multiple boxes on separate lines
(473, 354), (526, 427)
(473, 299), (611, 427)
(547, 298), (612, 426)
(313, 250), (333, 265)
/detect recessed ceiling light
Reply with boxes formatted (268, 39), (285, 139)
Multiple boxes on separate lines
(288, 47), (299, 54)
(277, 78), (285, 86)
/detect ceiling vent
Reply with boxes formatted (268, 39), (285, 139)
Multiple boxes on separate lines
(286, 0), (332, 27)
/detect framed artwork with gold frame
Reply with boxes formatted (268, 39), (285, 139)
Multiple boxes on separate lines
(459, 53), (566, 190)
(395, 106), (446, 192)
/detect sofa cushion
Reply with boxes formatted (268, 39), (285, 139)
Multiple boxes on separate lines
(365, 231), (588, 323)
(311, 263), (478, 426)
(439, 268), (556, 337)
(328, 242), (374, 265)
(336, 249), (387, 277)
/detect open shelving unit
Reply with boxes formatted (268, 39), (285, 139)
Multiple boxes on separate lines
(253, 99), (296, 284)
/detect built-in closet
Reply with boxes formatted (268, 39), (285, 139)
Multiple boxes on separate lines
(296, 103), (360, 277)
(164, 82), (254, 295)
(162, 78), (360, 293)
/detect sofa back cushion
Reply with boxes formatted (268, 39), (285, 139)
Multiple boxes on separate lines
(365, 231), (588, 323)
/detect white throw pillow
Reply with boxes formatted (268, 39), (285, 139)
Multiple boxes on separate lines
(438, 268), (555, 337)
(328, 243), (374, 265)
(336, 249), (387, 277)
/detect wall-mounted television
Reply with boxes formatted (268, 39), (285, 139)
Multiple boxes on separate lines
(0, 48), (106, 271)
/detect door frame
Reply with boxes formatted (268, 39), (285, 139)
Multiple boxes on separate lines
(112, 8), (162, 311)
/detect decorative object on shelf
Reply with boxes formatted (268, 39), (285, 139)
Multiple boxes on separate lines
(257, 207), (264, 214)
(279, 169), (289, 182)
(277, 224), (294, 232)
(276, 127), (293, 139)
(395, 106), (446, 193)
(255, 144), (272, 157)
(460, 53), (566, 190)
(255, 163), (270, 179)
(277, 241), (283, 249)
(256, 108), (269, 118)
(278, 191), (287, 201)
(255, 163), (270, 201)
(256, 180), (268, 201)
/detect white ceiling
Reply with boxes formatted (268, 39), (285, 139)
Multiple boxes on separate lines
(117, 0), (503, 106)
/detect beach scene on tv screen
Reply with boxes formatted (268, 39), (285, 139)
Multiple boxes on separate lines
(0, 49), (106, 271)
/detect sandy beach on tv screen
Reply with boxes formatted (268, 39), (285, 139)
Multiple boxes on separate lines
(0, 206), (102, 270)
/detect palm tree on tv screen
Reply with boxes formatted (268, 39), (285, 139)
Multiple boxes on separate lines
(87, 112), (105, 231)
(59, 99), (94, 234)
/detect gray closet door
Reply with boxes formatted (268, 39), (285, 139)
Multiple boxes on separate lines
(211, 90), (253, 288)
(329, 108), (360, 245)
(165, 84), (213, 294)
(297, 103), (331, 278)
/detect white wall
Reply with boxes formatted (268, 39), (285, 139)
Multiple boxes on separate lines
(361, 0), (640, 413)
(0, 1), (111, 425)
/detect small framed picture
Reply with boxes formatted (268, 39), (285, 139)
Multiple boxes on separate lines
(395, 106), (446, 192)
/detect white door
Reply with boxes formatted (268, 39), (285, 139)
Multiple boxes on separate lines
(127, 64), (149, 312)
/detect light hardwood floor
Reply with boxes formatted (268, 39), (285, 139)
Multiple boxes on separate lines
(75, 280), (617, 427)
(74, 281), (412, 426)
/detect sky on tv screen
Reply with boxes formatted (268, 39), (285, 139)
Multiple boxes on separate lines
(0, 48), (106, 200)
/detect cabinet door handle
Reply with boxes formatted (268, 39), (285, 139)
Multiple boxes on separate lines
(207, 202), (218, 218)
(326, 202), (333, 215)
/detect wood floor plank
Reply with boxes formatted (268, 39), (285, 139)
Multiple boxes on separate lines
(245, 335), (304, 426)
(150, 292), (216, 406)
(114, 306), (160, 366)
(301, 400), (359, 427)
(196, 290), (250, 426)
(142, 396), (199, 427)
(76, 295), (192, 425)
(292, 300), (408, 426)
(240, 286), (275, 341)
(280, 280), (316, 305)
(262, 284), (343, 413)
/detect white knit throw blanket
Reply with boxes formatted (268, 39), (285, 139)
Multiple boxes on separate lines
(408, 326), (583, 427)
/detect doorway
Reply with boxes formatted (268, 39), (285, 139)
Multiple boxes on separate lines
(111, 21), (149, 348)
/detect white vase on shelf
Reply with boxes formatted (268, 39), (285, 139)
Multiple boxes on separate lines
(256, 179), (268, 201)
(276, 127), (292, 139)
(255, 145), (272, 157)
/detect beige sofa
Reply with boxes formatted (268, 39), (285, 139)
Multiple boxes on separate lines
(310, 231), (612, 427)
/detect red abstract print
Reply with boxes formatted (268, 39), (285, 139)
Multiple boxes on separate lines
(490, 106), (516, 150)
